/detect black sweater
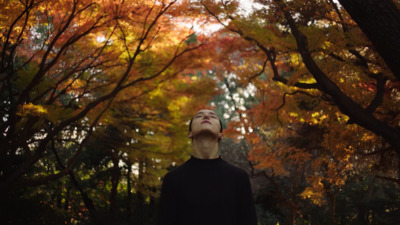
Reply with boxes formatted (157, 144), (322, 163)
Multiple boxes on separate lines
(157, 156), (258, 225)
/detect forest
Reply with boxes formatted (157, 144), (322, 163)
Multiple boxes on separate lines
(0, 0), (399, 224)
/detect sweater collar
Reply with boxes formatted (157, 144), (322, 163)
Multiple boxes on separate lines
(189, 155), (223, 165)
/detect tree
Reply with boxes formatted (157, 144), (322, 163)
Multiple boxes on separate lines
(0, 0), (206, 192)
(192, 0), (400, 223)
(197, 0), (400, 181)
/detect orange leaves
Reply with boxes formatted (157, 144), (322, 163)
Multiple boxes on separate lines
(0, 0), (33, 43)
(296, 122), (356, 206)
(56, 78), (87, 96)
(301, 153), (352, 206)
(249, 147), (288, 176)
(0, 0), (220, 194)
(246, 126), (313, 177)
(321, 120), (359, 154)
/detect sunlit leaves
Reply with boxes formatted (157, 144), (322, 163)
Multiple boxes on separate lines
(16, 103), (48, 117)
(0, 0), (215, 199)
(200, 0), (400, 205)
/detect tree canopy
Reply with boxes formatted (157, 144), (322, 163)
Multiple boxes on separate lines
(1, 0), (400, 225)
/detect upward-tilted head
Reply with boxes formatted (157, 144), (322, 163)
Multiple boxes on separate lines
(188, 109), (223, 142)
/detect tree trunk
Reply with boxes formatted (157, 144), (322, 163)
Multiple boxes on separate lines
(136, 160), (145, 225)
(56, 183), (62, 209)
(149, 196), (157, 225)
(338, 0), (400, 79)
(328, 193), (336, 225)
(357, 205), (368, 224)
(290, 206), (296, 225)
(109, 150), (121, 225)
(68, 171), (99, 225)
(64, 186), (70, 211)
(126, 162), (133, 222)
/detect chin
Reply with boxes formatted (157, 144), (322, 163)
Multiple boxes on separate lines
(194, 129), (219, 138)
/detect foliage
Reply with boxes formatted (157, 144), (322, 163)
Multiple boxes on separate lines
(1, 0), (400, 224)
(0, 0), (216, 224)
(196, 0), (400, 224)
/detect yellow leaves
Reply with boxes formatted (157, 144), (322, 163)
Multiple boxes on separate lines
(70, 79), (86, 90)
(17, 103), (48, 117)
(288, 53), (303, 67)
(0, 0), (33, 41)
(311, 111), (320, 118)
(322, 41), (333, 50)
(168, 96), (190, 112)
(306, 111), (327, 125)
(361, 132), (375, 142)
(289, 112), (299, 118)
(300, 187), (326, 206)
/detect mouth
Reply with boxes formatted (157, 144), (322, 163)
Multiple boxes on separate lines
(201, 121), (212, 125)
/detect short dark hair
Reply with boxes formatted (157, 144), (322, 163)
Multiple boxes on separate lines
(188, 117), (223, 133)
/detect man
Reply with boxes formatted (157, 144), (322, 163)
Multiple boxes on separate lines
(157, 109), (258, 225)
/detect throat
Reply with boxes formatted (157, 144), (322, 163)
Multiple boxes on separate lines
(192, 136), (219, 159)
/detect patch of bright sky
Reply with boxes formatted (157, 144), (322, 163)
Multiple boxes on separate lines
(185, 0), (267, 35)
(237, 0), (267, 16)
(96, 36), (107, 43)
(210, 71), (257, 136)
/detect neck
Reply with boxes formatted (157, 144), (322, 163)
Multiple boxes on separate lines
(192, 135), (219, 159)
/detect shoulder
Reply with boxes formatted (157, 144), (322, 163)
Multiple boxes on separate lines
(163, 159), (192, 182)
(220, 159), (250, 179)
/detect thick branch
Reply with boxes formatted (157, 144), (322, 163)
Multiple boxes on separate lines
(50, 139), (98, 224)
(375, 175), (400, 185)
(274, 90), (318, 125)
(2, 4), (105, 143)
(202, 2), (320, 90)
(0, 42), (202, 192)
(248, 58), (268, 82)
(365, 73), (387, 113)
(274, 0), (400, 152)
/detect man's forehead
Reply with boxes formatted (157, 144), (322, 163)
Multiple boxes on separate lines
(195, 109), (217, 115)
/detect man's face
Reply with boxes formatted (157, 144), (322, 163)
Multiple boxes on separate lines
(188, 109), (222, 140)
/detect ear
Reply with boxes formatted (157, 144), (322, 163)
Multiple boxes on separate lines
(188, 131), (193, 139)
(218, 133), (223, 141)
